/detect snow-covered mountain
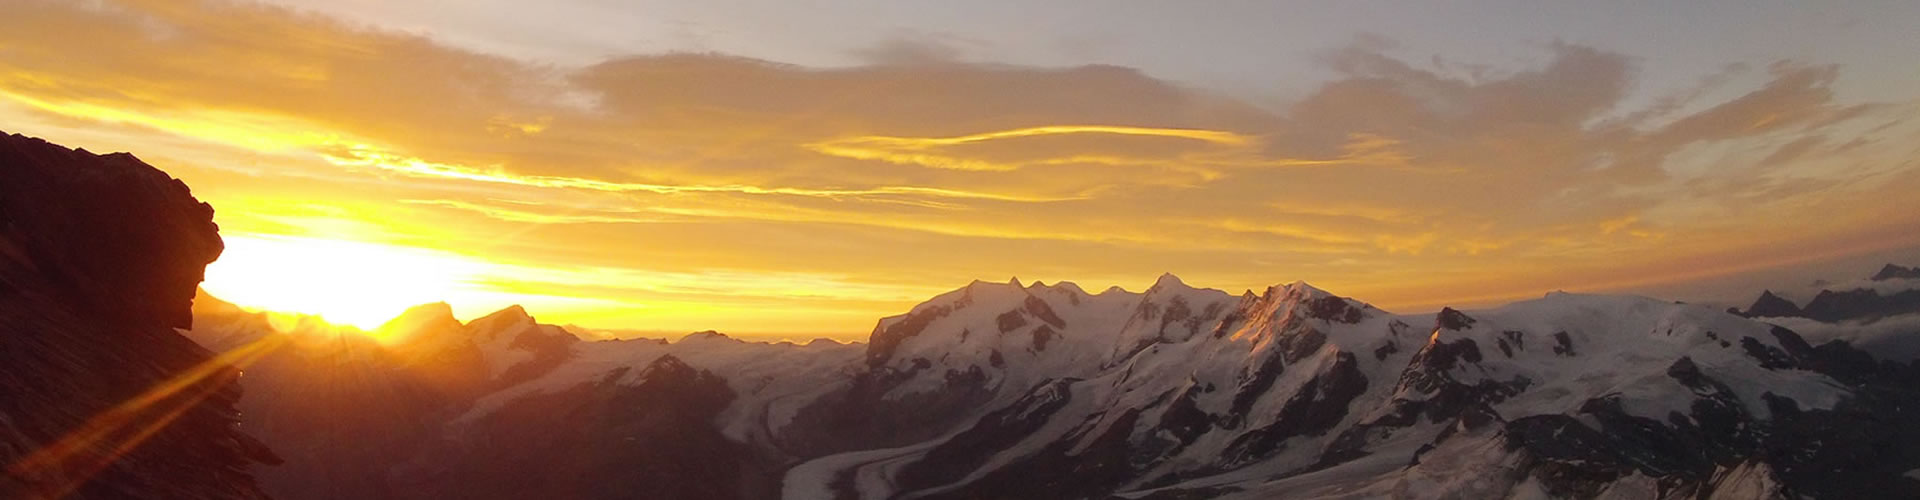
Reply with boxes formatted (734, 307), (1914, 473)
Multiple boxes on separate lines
(190, 273), (1920, 500)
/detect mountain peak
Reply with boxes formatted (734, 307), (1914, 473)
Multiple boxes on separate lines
(964, 278), (1023, 293)
(681, 330), (738, 343)
(1736, 290), (1802, 318)
(1035, 280), (1071, 290)
(376, 302), (462, 341)
(1872, 263), (1920, 281)
(1435, 307), (1477, 331)
(466, 305), (535, 338)
(1255, 280), (1332, 302)
(1150, 272), (1188, 290)
(394, 301), (456, 321)
(475, 304), (532, 324)
(1290, 280), (1326, 293)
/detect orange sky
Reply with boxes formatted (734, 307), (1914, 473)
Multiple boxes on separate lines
(3, 1), (1919, 339)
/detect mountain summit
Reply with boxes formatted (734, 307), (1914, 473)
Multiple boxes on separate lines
(1738, 289), (1805, 318)
(1872, 263), (1920, 281)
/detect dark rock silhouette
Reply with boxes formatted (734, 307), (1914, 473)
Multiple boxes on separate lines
(1802, 288), (1920, 323)
(1738, 290), (1805, 318)
(1871, 263), (1920, 281)
(0, 132), (273, 499)
(183, 292), (583, 500)
(1735, 264), (1920, 322)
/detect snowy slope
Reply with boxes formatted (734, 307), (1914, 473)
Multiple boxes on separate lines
(757, 278), (1899, 500)
(190, 275), (1920, 500)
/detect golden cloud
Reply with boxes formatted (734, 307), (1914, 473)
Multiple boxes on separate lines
(0, 0), (1916, 336)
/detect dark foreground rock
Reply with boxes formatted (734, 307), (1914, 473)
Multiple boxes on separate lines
(0, 132), (274, 499)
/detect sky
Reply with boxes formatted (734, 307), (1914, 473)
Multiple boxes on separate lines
(2, 0), (1918, 340)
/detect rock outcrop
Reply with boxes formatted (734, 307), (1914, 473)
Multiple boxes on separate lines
(0, 132), (274, 499)
(1737, 290), (1804, 318)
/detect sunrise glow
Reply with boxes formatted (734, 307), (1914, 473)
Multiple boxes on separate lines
(11, 3), (1920, 499)
(202, 234), (493, 330)
(2, 0), (1916, 340)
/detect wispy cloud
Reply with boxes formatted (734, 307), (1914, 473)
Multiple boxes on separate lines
(2, 0), (1917, 336)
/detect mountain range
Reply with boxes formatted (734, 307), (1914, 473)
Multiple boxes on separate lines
(186, 271), (1920, 499)
(5, 130), (1919, 499)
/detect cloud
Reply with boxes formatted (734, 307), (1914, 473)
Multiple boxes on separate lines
(849, 34), (979, 66)
(803, 125), (1253, 171)
(2, 0), (1918, 335)
(1763, 314), (1920, 361)
(1763, 276), (1920, 305)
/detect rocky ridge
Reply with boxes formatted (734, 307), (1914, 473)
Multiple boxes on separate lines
(0, 132), (274, 499)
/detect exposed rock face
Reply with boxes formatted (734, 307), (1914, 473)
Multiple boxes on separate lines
(1802, 288), (1920, 323)
(0, 132), (273, 498)
(1737, 290), (1804, 318)
(1872, 264), (1920, 281)
(1734, 264), (1920, 323)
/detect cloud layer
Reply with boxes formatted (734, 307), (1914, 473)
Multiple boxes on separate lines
(4, 0), (1918, 337)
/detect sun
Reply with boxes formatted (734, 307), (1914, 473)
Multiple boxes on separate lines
(201, 234), (491, 331)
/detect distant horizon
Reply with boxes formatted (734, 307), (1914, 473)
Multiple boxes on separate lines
(195, 253), (1920, 343)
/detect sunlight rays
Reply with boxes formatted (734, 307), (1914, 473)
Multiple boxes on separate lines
(202, 234), (494, 331)
(3, 335), (288, 499)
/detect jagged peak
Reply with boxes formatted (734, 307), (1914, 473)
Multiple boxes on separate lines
(1741, 290), (1803, 317)
(1435, 307), (1477, 331)
(1148, 272), (1189, 292)
(1142, 273), (1239, 304)
(1811, 288), (1880, 300)
(1045, 280), (1088, 296)
(1242, 281), (1373, 324)
(962, 278), (1030, 297)
(471, 304), (533, 328)
(886, 280), (1024, 319)
(1288, 280), (1332, 296)
(395, 301), (456, 319)
(1872, 263), (1920, 281)
(376, 301), (462, 340)
(679, 330), (738, 343)
(804, 338), (848, 347)
(1260, 280), (1335, 300)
